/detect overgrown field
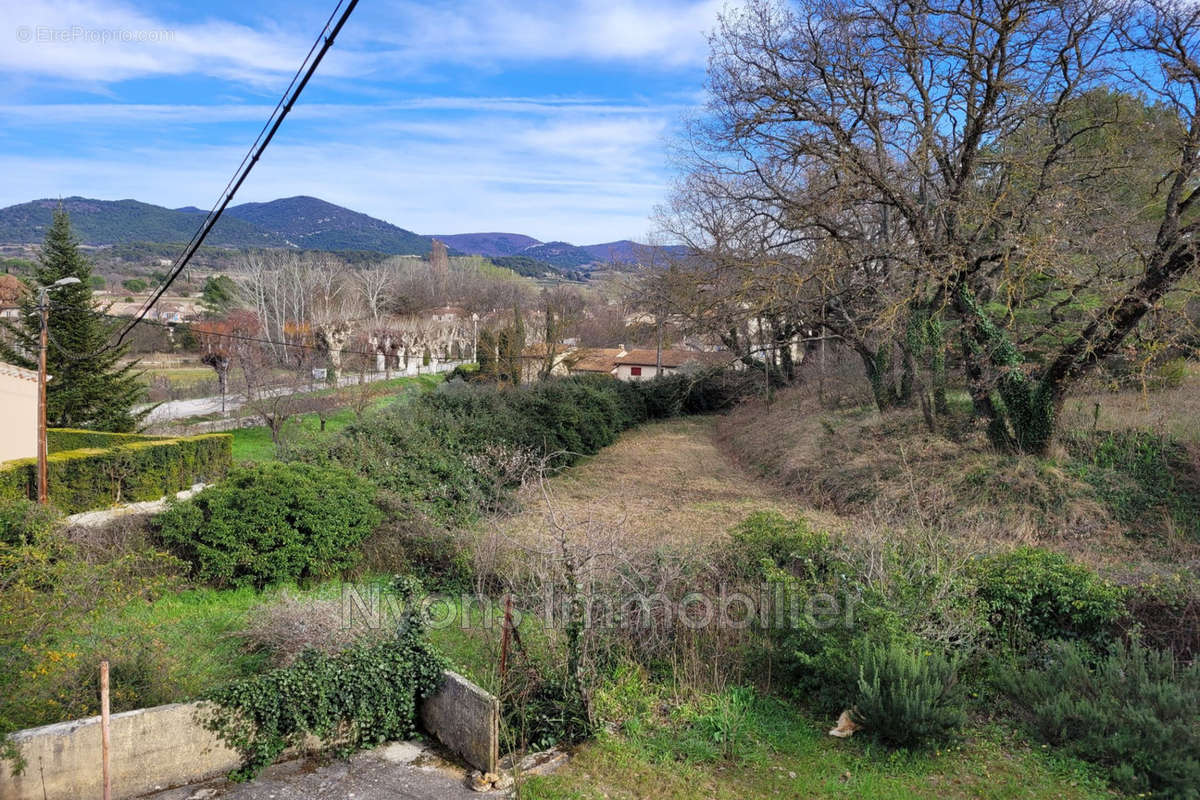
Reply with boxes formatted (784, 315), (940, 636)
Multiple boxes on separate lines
(4, 369), (1197, 799)
(718, 369), (1200, 572)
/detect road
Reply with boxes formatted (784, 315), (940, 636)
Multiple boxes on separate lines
(141, 362), (465, 424)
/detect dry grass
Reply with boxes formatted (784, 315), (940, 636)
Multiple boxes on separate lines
(716, 383), (1200, 572)
(487, 416), (811, 552)
(1060, 367), (1200, 443)
(239, 591), (390, 667)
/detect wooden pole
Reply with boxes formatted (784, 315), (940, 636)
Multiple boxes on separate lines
(498, 595), (513, 682)
(37, 295), (49, 505)
(100, 660), (111, 800)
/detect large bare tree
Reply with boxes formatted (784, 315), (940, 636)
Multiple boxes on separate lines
(668, 0), (1199, 452)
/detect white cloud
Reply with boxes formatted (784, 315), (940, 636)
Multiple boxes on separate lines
(365, 0), (722, 69)
(0, 0), (724, 86)
(0, 0), (356, 85)
(0, 103), (674, 242)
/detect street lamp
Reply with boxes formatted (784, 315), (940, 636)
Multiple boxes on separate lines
(471, 313), (479, 363)
(37, 276), (81, 505)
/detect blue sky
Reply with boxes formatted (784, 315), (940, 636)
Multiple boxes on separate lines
(0, 0), (726, 243)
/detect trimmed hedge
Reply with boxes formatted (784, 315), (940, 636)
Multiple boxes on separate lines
(0, 433), (232, 514)
(46, 428), (169, 453)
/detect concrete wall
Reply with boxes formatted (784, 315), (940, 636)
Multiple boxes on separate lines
(418, 670), (499, 775)
(0, 671), (499, 800)
(0, 367), (37, 464)
(0, 702), (240, 800)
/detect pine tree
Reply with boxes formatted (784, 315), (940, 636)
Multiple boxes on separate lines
(0, 209), (147, 431)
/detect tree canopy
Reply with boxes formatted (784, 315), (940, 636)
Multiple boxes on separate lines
(0, 209), (147, 431)
(661, 0), (1200, 452)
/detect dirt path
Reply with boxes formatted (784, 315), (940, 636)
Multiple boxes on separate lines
(494, 416), (799, 549)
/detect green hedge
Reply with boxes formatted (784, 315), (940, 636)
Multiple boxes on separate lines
(0, 433), (232, 514)
(46, 428), (169, 453)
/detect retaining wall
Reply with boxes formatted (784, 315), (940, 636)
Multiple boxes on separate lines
(0, 670), (498, 800)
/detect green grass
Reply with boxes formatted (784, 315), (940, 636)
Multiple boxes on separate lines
(140, 367), (214, 388)
(522, 676), (1117, 800)
(76, 584), (273, 696)
(231, 374), (442, 462)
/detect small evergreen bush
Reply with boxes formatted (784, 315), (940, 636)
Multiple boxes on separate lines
(853, 642), (966, 748)
(974, 547), (1125, 651)
(157, 462), (380, 588)
(1000, 640), (1200, 799)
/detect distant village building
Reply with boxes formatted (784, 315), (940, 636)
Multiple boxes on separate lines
(562, 345), (730, 382)
(611, 349), (729, 382)
(566, 346), (627, 377)
(0, 274), (26, 319)
(0, 362), (38, 463)
(519, 343), (573, 382)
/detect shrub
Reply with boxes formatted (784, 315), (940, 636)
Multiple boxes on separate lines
(728, 511), (834, 581)
(853, 642), (966, 748)
(1124, 574), (1200, 663)
(0, 499), (61, 546)
(157, 462), (380, 588)
(358, 501), (475, 591)
(973, 547), (1126, 651)
(1153, 356), (1188, 389)
(635, 368), (758, 417)
(1000, 640), (1200, 799)
(302, 407), (487, 526)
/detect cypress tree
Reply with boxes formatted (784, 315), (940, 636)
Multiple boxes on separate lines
(0, 209), (147, 431)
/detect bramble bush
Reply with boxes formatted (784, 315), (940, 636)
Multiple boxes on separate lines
(1001, 640), (1200, 799)
(156, 462), (380, 588)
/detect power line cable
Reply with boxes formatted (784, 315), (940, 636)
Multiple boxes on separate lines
(111, 0), (361, 349)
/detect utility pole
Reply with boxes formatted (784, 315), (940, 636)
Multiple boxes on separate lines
(655, 309), (663, 378)
(37, 277), (80, 505)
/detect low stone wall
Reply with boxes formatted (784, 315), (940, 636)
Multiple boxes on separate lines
(0, 671), (499, 800)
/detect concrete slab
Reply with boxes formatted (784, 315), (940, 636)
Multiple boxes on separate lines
(139, 741), (486, 800)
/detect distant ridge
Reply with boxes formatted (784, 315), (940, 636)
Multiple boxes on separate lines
(0, 196), (688, 270)
(435, 232), (541, 258)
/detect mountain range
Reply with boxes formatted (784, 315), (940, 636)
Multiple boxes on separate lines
(0, 196), (685, 273)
